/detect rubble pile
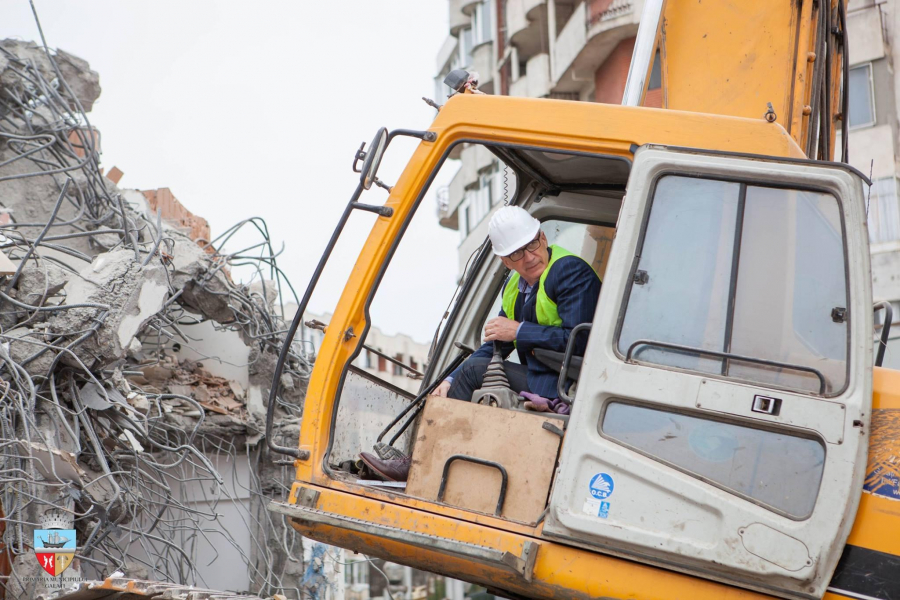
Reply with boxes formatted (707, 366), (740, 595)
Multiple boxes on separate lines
(0, 38), (309, 599)
(131, 357), (246, 417)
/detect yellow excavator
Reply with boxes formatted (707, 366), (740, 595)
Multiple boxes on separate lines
(267, 0), (900, 598)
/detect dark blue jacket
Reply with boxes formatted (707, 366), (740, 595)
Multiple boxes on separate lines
(455, 251), (601, 398)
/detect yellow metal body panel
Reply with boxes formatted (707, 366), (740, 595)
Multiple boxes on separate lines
(664, 0), (846, 157)
(665, 0), (802, 126)
(843, 367), (900, 556)
(293, 94), (805, 490)
(822, 367), (900, 599)
(286, 482), (776, 600)
(285, 95), (898, 598)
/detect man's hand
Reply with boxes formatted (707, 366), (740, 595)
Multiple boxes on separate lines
(433, 380), (451, 397)
(484, 316), (519, 343)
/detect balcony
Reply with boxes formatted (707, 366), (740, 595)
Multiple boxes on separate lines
(846, 5), (885, 66)
(460, 0), (482, 15)
(552, 1), (587, 83)
(470, 41), (495, 93)
(510, 53), (552, 97)
(435, 35), (458, 74)
(509, 75), (529, 97)
(507, 0), (549, 61)
(440, 162), (467, 228)
(435, 185), (456, 229)
(438, 144), (497, 227)
(449, 0), (471, 35)
(868, 178), (900, 246)
(586, 0), (639, 43)
(589, 0), (635, 25)
(552, 0), (640, 93)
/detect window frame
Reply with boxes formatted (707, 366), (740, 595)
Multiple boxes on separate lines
(458, 26), (474, 67)
(613, 170), (852, 398)
(848, 62), (876, 130)
(321, 139), (631, 476)
(471, 0), (494, 48)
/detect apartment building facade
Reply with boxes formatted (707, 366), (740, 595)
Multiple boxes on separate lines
(436, 0), (900, 367)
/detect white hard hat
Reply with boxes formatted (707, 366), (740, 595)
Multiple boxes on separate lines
(488, 206), (540, 256)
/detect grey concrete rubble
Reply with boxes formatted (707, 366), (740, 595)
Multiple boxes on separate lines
(49, 249), (169, 366)
(0, 39), (312, 600)
(15, 260), (71, 306)
(43, 576), (285, 600)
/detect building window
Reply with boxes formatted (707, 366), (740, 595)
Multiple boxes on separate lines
(365, 350), (373, 369)
(393, 354), (404, 376)
(457, 163), (504, 242)
(472, 0), (494, 46)
(410, 357), (418, 372)
(479, 162), (499, 208)
(459, 27), (474, 67)
(464, 183), (480, 232)
(848, 63), (875, 129)
(459, 202), (469, 240)
(377, 354), (387, 372)
(648, 50), (662, 91)
(869, 177), (900, 244)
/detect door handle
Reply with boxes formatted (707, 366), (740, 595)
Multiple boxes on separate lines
(557, 323), (592, 405)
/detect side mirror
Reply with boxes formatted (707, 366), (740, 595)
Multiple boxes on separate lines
(359, 127), (388, 190)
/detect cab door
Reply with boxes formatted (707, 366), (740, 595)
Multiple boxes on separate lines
(543, 147), (873, 600)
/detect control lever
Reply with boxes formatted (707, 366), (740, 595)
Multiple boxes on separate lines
(471, 341), (519, 409)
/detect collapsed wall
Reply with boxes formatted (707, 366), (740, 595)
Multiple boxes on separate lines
(0, 40), (310, 599)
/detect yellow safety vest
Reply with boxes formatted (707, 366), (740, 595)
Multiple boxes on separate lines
(501, 245), (594, 330)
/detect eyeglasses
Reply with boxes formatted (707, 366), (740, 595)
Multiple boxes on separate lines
(505, 233), (542, 262)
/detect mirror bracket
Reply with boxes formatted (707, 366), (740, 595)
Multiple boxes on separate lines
(352, 142), (366, 174)
(351, 202), (393, 218)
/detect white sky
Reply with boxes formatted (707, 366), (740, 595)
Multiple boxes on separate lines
(0, 1), (463, 344)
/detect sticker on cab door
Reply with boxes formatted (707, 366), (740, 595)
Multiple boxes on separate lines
(588, 473), (614, 499)
(582, 499), (611, 518)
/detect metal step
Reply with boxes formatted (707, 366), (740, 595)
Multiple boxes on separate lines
(267, 499), (539, 581)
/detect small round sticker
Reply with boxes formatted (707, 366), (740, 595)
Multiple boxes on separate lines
(589, 473), (615, 499)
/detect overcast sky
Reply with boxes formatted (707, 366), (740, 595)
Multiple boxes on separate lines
(0, 1), (462, 344)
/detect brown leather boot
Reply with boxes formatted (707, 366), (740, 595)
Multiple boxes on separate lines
(359, 451), (411, 482)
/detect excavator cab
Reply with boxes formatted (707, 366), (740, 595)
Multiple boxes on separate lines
(267, 92), (891, 599)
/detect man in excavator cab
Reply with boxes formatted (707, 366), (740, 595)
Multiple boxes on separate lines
(436, 205), (602, 406)
(360, 205), (601, 481)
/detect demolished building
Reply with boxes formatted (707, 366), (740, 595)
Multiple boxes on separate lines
(0, 37), (314, 599)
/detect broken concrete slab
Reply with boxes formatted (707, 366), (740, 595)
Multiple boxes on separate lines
(54, 48), (101, 112)
(16, 440), (86, 484)
(50, 249), (168, 366)
(3, 326), (57, 377)
(162, 230), (235, 323)
(0, 38), (312, 600)
(15, 259), (71, 304)
(0, 248), (15, 275)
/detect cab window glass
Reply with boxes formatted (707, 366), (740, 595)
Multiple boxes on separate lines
(602, 402), (825, 518)
(618, 175), (848, 395)
(329, 144), (516, 465)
